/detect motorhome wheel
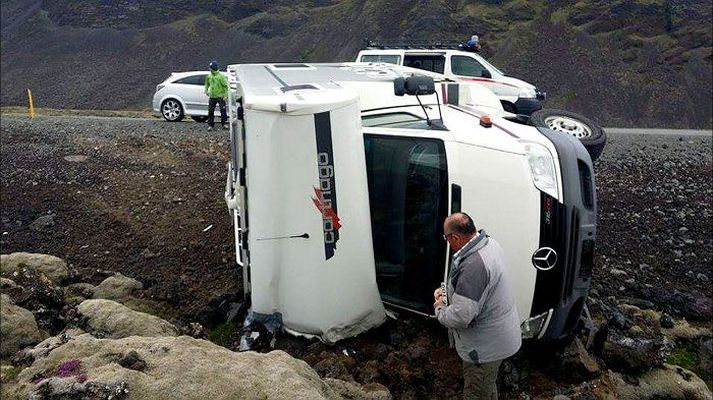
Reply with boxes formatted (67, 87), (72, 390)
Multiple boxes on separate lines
(530, 109), (606, 162)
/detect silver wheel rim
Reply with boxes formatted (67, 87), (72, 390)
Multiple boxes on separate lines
(543, 115), (592, 139)
(162, 100), (181, 121)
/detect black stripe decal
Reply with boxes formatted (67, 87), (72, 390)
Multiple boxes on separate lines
(447, 84), (459, 105)
(314, 112), (340, 260)
(263, 66), (289, 87)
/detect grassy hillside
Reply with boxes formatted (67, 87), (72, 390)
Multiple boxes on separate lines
(1, 0), (711, 128)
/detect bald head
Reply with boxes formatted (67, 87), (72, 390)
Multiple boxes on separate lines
(445, 212), (476, 235)
(443, 213), (477, 251)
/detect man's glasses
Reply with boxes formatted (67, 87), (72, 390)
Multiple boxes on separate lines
(443, 233), (455, 241)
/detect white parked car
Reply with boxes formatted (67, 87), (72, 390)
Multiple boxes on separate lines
(152, 71), (228, 122)
(224, 63), (597, 343)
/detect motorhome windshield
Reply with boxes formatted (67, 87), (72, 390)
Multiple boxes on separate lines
(364, 135), (449, 314)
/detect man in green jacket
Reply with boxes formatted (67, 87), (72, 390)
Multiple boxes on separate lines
(204, 61), (229, 131)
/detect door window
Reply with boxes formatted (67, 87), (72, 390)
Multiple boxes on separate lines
(404, 55), (445, 74)
(364, 134), (448, 313)
(360, 54), (401, 65)
(451, 55), (488, 77)
(175, 74), (208, 85)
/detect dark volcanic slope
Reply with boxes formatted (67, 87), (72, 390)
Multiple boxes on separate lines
(1, 0), (711, 129)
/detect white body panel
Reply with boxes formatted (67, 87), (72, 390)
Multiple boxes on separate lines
(242, 88), (386, 342)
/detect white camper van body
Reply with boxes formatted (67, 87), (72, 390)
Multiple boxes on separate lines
(225, 63), (597, 343)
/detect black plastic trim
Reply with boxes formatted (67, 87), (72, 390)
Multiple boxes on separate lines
(531, 127), (597, 341)
(514, 97), (543, 116)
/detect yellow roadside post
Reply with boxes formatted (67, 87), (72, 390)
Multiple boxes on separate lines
(27, 88), (36, 118)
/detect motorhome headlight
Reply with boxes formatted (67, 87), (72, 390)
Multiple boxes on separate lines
(521, 310), (551, 339)
(518, 87), (537, 99)
(523, 142), (559, 199)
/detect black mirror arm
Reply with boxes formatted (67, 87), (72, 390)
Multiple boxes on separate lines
(414, 94), (431, 126)
(434, 91), (444, 122)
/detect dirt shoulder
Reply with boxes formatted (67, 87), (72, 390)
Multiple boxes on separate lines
(0, 115), (238, 318)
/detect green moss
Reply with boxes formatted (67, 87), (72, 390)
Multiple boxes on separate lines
(0, 365), (24, 383)
(667, 342), (712, 387)
(207, 322), (237, 348)
(667, 345), (697, 369)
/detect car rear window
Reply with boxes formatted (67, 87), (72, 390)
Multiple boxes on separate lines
(175, 74), (207, 85)
(404, 55), (445, 74)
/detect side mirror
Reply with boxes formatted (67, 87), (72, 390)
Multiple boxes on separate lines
(481, 69), (492, 79)
(394, 77), (406, 96)
(394, 76), (435, 96)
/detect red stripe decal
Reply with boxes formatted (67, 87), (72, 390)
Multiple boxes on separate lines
(459, 77), (519, 89)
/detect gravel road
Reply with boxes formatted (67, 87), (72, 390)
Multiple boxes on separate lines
(1, 115), (711, 398)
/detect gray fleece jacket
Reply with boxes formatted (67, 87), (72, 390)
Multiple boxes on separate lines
(436, 230), (521, 364)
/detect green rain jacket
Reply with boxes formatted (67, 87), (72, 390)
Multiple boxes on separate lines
(204, 70), (228, 99)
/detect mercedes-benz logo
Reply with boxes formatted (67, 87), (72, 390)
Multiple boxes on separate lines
(532, 247), (558, 271)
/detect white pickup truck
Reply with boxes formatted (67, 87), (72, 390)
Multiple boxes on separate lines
(357, 43), (607, 162)
(224, 63), (597, 344)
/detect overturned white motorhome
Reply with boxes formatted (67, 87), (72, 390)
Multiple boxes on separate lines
(224, 63), (597, 343)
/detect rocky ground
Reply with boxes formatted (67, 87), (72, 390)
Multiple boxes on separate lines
(1, 114), (711, 399)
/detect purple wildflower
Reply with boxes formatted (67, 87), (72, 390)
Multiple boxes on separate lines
(56, 359), (82, 377)
(76, 373), (88, 383)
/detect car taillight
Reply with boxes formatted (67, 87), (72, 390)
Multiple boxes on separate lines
(156, 84), (166, 92)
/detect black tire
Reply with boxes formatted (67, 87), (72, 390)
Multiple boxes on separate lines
(530, 108), (606, 162)
(501, 101), (517, 114)
(161, 99), (184, 122)
(191, 116), (208, 123)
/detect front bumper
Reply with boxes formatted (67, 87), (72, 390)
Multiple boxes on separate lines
(514, 97), (543, 116)
(529, 127), (597, 341)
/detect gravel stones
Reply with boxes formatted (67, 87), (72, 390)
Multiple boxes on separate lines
(118, 350), (147, 372)
(63, 155), (88, 162)
(28, 214), (56, 231)
(659, 314), (675, 329)
(600, 329), (666, 374)
(558, 338), (601, 379)
(593, 133), (712, 322)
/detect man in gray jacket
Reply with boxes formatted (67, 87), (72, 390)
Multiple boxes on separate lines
(434, 212), (521, 399)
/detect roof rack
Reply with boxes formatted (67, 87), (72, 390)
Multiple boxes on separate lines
(364, 38), (470, 51)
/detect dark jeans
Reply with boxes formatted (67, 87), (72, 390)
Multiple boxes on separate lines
(208, 97), (227, 127)
(462, 359), (502, 399)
